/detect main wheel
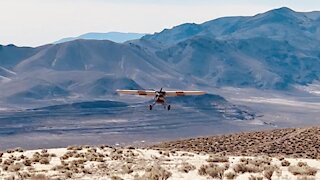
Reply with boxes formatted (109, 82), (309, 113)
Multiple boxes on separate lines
(149, 105), (152, 110)
(167, 105), (171, 111)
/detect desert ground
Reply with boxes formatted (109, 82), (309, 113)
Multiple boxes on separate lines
(0, 127), (319, 180)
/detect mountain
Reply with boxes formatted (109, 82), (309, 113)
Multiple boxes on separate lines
(141, 7), (320, 47)
(0, 7), (319, 106)
(133, 7), (320, 89)
(54, 32), (146, 44)
(2, 7), (320, 149)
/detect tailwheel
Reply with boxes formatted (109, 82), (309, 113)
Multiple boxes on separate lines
(167, 105), (171, 111)
(149, 105), (153, 110)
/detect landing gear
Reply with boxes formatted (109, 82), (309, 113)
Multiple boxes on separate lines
(149, 105), (153, 110)
(167, 105), (171, 111)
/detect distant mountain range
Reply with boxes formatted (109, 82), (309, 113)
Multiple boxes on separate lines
(0, 7), (320, 108)
(54, 32), (146, 44)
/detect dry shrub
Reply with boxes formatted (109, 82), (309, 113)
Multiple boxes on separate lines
(82, 168), (92, 174)
(18, 171), (31, 179)
(9, 155), (16, 161)
(248, 175), (263, 180)
(111, 176), (123, 180)
(8, 163), (22, 172)
(281, 160), (290, 166)
(264, 168), (275, 180)
(3, 159), (14, 166)
(67, 145), (82, 151)
(98, 163), (108, 169)
(0, 152), (3, 157)
(22, 159), (32, 166)
(111, 153), (123, 160)
(141, 165), (172, 180)
(4, 175), (15, 180)
(233, 163), (262, 174)
(2, 165), (9, 171)
(297, 161), (308, 167)
(224, 171), (237, 179)
(248, 157), (271, 166)
(198, 163), (226, 179)
(65, 171), (73, 178)
(41, 149), (48, 154)
(178, 162), (196, 173)
(297, 176), (316, 180)
(278, 156), (285, 161)
(30, 174), (51, 180)
(15, 147), (24, 152)
(6, 149), (14, 153)
(181, 153), (194, 157)
(39, 157), (50, 164)
(122, 164), (133, 174)
(288, 164), (317, 176)
(50, 153), (57, 157)
(162, 151), (170, 157)
(115, 149), (123, 154)
(51, 165), (64, 171)
(206, 154), (229, 163)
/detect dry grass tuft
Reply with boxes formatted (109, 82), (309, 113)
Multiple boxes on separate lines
(178, 162), (196, 173)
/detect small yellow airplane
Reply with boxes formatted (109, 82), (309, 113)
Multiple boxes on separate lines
(117, 88), (206, 110)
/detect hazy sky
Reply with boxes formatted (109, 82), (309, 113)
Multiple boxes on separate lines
(0, 0), (319, 47)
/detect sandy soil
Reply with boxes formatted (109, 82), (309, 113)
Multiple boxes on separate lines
(1, 127), (320, 179)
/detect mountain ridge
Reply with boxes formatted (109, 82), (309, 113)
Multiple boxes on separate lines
(0, 7), (319, 107)
(54, 32), (146, 44)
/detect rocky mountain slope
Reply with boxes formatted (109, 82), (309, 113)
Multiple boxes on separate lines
(0, 7), (319, 117)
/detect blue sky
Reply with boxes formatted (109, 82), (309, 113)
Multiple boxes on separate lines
(0, 0), (319, 46)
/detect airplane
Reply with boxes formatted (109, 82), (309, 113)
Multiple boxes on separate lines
(116, 88), (206, 110)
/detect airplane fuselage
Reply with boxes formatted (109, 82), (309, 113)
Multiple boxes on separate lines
(155, 94), (166, 104)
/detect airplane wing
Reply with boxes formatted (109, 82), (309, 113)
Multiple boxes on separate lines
(116, 90), (156, 96)
(165, 91), (206, 96)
